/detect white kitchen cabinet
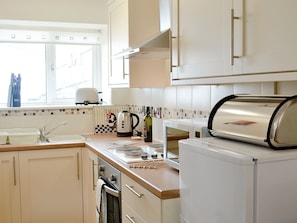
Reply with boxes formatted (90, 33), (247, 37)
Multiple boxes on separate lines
(108, 0), (170, 87)
(242, 0), (297, 75)
(121, 173), (179, 223)
(171, 0), (297, 85)
(171, 0), (243, 84)
(82, 149), (98, 223)
(19, 148), (83, 223)
(0, 152), (21, 223)
(108, 0), (129, 86)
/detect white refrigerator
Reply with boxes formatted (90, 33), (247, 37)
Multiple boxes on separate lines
(179, 137), (297, 223)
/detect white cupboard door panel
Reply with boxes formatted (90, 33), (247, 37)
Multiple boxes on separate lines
(82, 149), (98, 223)
(19, 148), (83, 223)
(172, 0), (242, 80)
(0, 152), (21, 223)
(243, 0), (297, 74)
(109, 0), (129, 86)
(108, 0), (169, 87)
(110, 0), (129, 55)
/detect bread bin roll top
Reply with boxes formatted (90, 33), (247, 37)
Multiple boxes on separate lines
(208, 94), (297, 149)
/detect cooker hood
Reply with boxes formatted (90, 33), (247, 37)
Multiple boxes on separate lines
(112, 29), (171, 59)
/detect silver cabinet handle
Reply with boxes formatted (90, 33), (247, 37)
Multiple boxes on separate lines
(170, 31), (178, 72)
(122, 57), (129, 79)
(92, 160), (96, 191)
(231, 8), (240, 65)
(13, 156), (16, 186)
(77, 152), (80, 180)
(125, 214), (136, 223)
(171, 0), (180, 72)
(125, 184), (143, 198)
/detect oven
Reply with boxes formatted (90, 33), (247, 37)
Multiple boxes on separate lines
(96, 157), (121, 223)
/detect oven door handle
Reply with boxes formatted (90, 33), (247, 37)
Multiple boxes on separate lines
(104, 185), (120, 198)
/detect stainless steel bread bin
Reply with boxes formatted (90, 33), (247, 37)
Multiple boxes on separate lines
(208, 95), (297, 149)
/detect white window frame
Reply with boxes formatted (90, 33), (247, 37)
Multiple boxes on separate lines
(45, 44), (100, 105)
(0, 20), (103, 106)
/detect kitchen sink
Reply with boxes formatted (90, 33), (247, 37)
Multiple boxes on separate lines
(47, 134), (85, 143)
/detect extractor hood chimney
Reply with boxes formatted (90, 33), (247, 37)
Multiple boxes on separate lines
(112, 29), (171, 59)
(113, 0), (171, 59)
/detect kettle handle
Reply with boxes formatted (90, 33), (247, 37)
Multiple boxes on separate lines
(130, 113), (140, 130)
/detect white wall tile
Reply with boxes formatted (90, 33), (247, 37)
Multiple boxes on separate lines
(129, 88), (152, 106)
(276, 81), (297, 95)
(234, 83), (263, 94)
(0, 114), (94, 135)
(261, 82), (275, 95)
(164, 87), (177, 108)
(151, 88), (165, 107)
(210, 85), (234, 108)
(233, 82), (275, 95)
(176, 86), (192, 109)
(192, 85), (211, 110)
(111, 88), (131, 105)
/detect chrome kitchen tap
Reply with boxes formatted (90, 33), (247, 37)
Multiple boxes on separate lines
(40, 121), (67, 140)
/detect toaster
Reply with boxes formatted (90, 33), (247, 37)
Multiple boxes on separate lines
(75, 88), (101, 105)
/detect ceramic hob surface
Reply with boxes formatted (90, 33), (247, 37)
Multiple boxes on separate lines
(106, 143), (164, 164)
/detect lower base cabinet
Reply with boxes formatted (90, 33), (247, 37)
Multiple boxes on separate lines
(0, 148), (84, 223)
(122, 173), (179, 223)
(1, 148), (180, 223)
(0, 152), (21, 223)
(82, 149), (98, 223)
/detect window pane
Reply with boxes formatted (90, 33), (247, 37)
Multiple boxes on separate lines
(0, 43), (46, 105)
(55, 44), (94, 99)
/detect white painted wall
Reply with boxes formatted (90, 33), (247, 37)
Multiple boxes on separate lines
(0, 0), (108, 24)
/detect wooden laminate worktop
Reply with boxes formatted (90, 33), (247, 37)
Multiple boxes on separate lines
(0, 134), (180, 200)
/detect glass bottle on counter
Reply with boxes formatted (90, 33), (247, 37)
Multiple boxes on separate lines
(143, 107), (152, 142)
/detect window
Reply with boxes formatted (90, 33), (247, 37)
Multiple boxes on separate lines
(0, 22), (102, 107)
(0, 43), (100, 106)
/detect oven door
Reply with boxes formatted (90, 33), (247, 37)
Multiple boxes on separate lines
(96, 176), (121, 223)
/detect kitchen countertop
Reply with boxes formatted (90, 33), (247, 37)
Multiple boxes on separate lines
(0, 134), (180, 200)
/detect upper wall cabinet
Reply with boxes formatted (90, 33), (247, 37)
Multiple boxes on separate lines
(107, 0), (171, 88)
(171, 0), (297, 85)
(242, 0), (297, 74)
(171, 0), (243, 84)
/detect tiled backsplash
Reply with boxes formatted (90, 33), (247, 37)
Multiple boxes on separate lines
(129, 105), (209, 119)
(0, 106), (95, 135)
(94, 105), (129, 134)
(0, 105), (210, 137)
(1, 81), (296, 138)
(0, 107), (93, 117)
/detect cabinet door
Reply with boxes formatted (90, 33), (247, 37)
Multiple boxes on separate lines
(171, 0), (243, 82)
(82, 149), (98, 223)
(243, 0), (297, 74)
(108, 0), (165, 87)
(109, 0), (129, 86)
(0, 152), (21, 223)
(19, 148), (83, 223)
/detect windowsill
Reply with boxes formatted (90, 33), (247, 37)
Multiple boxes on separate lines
(0, 104), (105, 111)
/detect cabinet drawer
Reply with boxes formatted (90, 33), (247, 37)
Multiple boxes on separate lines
(122, 174), (161, 223)
(122, 201), (146, 223)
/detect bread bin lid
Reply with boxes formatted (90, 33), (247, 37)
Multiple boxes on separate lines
(208, 94), (297, 149)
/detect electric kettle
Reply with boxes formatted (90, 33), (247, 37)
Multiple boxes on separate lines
(117, 111), (140, 136)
